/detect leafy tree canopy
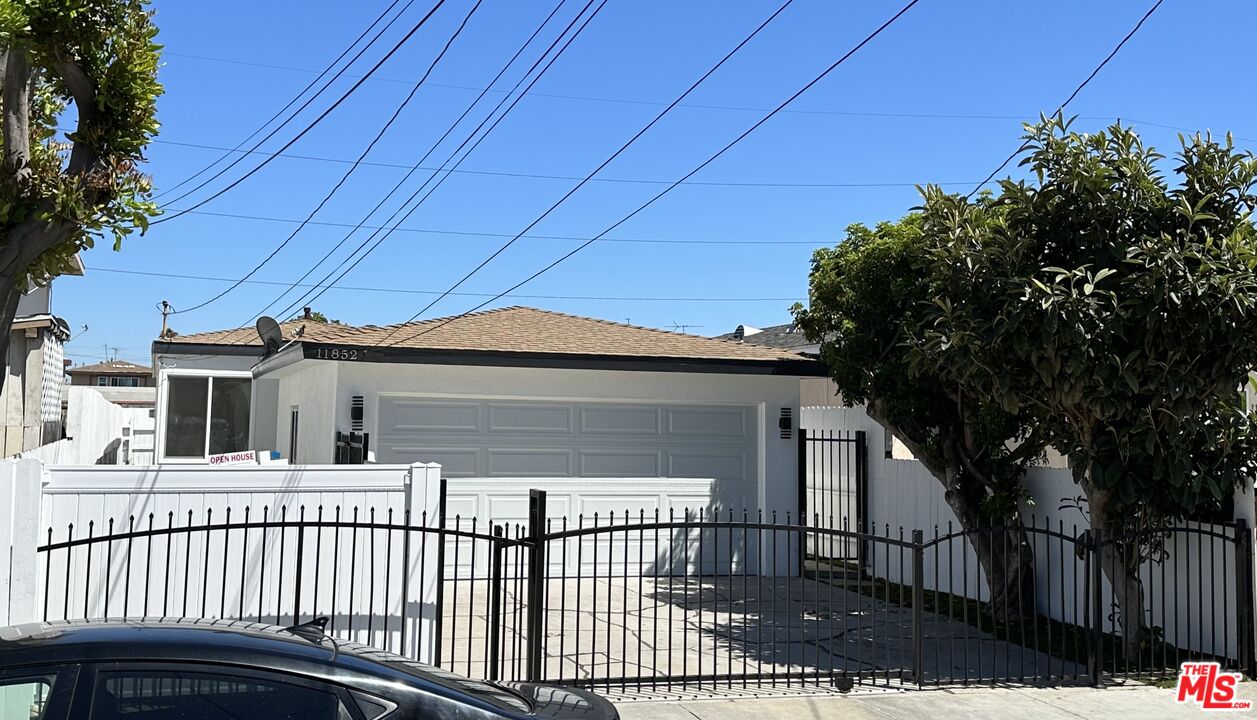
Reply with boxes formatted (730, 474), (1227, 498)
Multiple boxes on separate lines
(0, 0), (162, 365)
(911, 115), (1257, 528)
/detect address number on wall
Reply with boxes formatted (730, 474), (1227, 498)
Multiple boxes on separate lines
(313, 347), (366, 360)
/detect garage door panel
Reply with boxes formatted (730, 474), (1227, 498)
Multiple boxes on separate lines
(666, 407), (749, 437)
(668, 450), (748, 481)
(488, 403), (573, 433)
(579, 405), (661, 435)
(379, 399), (481, 433)
(579, 449), (662, 477)
(381, 446), (480, 476)
(378, 397), (757, 484)
(486, 448), (573, 476)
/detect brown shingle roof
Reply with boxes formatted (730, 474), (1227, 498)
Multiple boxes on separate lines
(167, 307), (808, 363)
(67, 360), (152, 375)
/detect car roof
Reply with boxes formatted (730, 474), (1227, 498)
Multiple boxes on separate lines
(0, 619), (533, 714)
(0, 618), (433, 686)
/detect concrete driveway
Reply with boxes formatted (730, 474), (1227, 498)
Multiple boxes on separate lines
(440, 572), (1081, 693)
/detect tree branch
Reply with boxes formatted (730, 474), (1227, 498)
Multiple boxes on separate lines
(866, 397), (946, 472)
(1005, 425), (1050, 465)
(3, 47), (33, 178)
(56, 58), (99, 176)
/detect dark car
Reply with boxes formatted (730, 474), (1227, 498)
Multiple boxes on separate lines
(0, 618), (617, 720)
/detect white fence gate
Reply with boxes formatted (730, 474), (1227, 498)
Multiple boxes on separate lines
(3, 460), (442, 662)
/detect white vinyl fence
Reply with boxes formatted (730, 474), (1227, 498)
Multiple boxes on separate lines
(17, 386), (153, 465)
(803, 404), (1257, 661)
(2, 460), (441, 662)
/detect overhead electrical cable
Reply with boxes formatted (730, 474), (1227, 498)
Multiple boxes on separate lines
(170, 0), (483, 316)
(248, 0), (576, 323)
(85, 266), (801, 303)
(155, 0), (412, 200)
(262, 0), (610, 326)
(349, 0), (798, 328)
(967, 0), (1165, 197)
(375, 0), (924, 349)
(151, 0), (451, 226)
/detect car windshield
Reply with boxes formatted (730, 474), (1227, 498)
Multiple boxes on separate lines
(391, 661), (531, 713)
(333, 642), (530, 713)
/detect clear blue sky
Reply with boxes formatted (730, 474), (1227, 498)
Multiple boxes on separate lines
(56, 0), (1257, 366)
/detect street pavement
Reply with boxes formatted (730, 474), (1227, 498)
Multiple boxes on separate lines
(614, 683), (1257, 720)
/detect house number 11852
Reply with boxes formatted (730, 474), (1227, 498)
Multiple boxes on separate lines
(314, 347), (362, 360)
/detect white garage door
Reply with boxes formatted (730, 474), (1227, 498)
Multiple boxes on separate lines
(376, 396), (758, 504)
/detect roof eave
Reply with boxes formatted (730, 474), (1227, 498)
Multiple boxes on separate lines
(264, 342), (826, 377)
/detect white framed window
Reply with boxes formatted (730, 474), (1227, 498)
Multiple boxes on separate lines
(109, 376), (141, 387)
(158, 370), (253, 462)
(96, 376), (107, 386)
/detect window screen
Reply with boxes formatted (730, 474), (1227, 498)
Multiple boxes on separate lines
(94, 671), (350, 720)
(162, 375), (252, 460)
(209, 377), (252, 455)
(164, 376), (209, 458)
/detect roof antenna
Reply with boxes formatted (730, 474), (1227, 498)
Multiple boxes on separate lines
(282, 616), (328, 643)
(282, 616), (338, 659)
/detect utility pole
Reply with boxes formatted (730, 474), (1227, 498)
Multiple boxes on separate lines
(160, 300), (171, 339)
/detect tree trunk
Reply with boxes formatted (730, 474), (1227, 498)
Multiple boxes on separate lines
(0, 275), (23, 382)
(1082, 476), (1146, 660)
(943, 477), (1037, 621)
(866, 401), (1038, 619)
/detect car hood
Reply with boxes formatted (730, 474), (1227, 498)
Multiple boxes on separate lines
(497, 682), (617, 719)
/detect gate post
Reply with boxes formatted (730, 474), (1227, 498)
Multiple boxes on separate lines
(1088, 528), (1104, 687)
(1234, 519), (1255, 677)
(488, 525), (505, 681)
(797, 428), (808, 571)
(525, 490), (548, 682)
(432, 478), (448, 667)
(0, 459), (43, 627)
(854, 431), (869, 568)
(911, 529), (924, 687)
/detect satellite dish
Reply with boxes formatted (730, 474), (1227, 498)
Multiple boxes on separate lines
(256, 316), (284, 357)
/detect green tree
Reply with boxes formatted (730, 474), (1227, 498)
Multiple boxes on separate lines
(793, 214), (1047, 619)
(290, 309), (341, 324)
(912, 116), (1257, 656)
(0, 0), (161, 371)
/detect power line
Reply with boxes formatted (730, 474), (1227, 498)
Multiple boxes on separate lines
(265, 0), (611, 327)
(390, 0), (798, 329)
(171, 0), (483, 315)
(84, 266), (803, 303)
(154, 0), (411, 200)
(968, 0), (1165, 197)
(251, 0), (579, 323)
(150, 137), (1011, 188)
(143, 209), (842, 244)
(377, 0), (924, 349)
(151, 0), (450, 225)
(149, 109), (1257, 187)
(168, 50), (1250, 136)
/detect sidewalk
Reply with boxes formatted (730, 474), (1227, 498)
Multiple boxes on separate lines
(614, 684), (1257, 720)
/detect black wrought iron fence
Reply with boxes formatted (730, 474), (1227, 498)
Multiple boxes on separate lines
(34, 485), (1257, 695)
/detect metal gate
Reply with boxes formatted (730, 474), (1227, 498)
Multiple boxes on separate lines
(798, 429), (867, 560)
(33, 483), (1257, 697)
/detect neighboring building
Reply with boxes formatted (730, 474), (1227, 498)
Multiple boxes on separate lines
(152, 307), (825, 514)
(66, 359), (156, 409)
(714, 323), (820, 355)
(2, 261), (82, 456)
(68, 359), (154, 388)
(714, 322), (838, 406)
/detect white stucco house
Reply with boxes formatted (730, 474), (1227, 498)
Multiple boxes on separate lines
(150, 307), (825, 514)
